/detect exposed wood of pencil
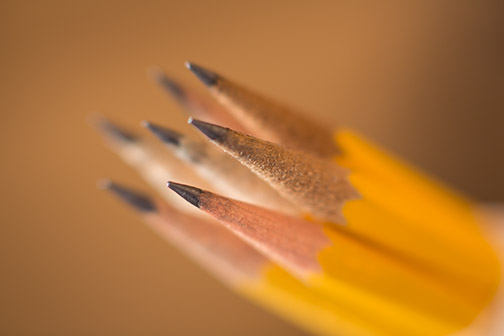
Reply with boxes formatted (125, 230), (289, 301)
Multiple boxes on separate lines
(188, 118), (358, 223)
(167, 181), (330, 278)
(143, 121), (297, 215)
(102, 180), (266, 284)
(92, 115), (209, 215)
(103, 181), (389, 336)
(185, 62), (339, 158)
(167, 181), (491, 333)
(147, 66), (248, 133)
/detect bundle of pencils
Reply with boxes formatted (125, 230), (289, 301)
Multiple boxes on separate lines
(94, 62), (503, 335)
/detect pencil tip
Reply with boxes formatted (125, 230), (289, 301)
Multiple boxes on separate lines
(188, 118), (227, 142)
(93, 116), (138, 144)
(167, 181), (202, 208)
(147, 66), (185, 100)
(185, 62), (218, 87)
(100, 180), (157, 212)
(142, 121), (182, 146)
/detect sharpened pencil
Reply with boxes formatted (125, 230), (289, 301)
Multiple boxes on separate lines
(167, 181), (496, 334)
(185, 62), (339, 158)
(103, 181), (391, 336)
(188, 118), (358, 223)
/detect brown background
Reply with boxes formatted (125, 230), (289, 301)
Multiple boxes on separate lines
(1, 1), (503, 335)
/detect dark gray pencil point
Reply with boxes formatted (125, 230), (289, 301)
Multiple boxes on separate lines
(185, 62), (218, 87)
(167, 181), (202, 208)
(98, 120), (138, 144)
(101, 180), (156, 212)
(188, 118), (227, 142)
(142, 121), (182, 146)
(149, 68), (186, 101)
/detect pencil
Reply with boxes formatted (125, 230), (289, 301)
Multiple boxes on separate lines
(102, 181), (388, 336)
(167, 181), (487, 334)
(185, 62), (339, 158)
(142, 121), (297, 215)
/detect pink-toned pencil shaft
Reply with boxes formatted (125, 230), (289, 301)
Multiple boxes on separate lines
(167, 181), (331, 279)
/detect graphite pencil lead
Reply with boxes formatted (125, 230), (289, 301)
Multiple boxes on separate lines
(188, 117), (228, 141)
(167, 181), (202, 208)
(142, 121), (182, 146)
(185, 62), (219, 87)
(101, 180), (157, 212)
(146, 66), (186, 101)
(94, 117), (138, 144)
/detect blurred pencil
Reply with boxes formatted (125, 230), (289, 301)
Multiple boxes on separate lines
(91, 115), (209, 215)
(101, 180), (264, 284)
(185, 62), (339, 158)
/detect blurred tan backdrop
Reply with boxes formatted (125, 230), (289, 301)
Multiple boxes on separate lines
(1, 1), (503, 335)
